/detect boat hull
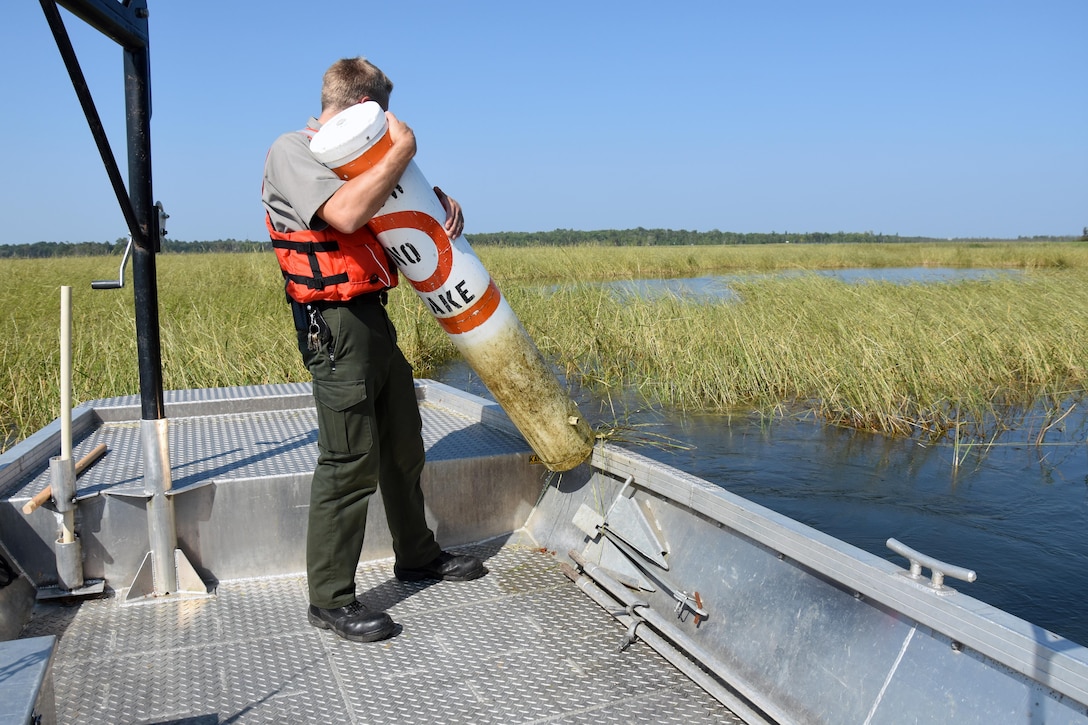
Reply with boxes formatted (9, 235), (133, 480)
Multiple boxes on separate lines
(1, 381), (1086, 723)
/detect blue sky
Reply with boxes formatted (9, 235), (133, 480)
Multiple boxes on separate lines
(2, 1), (1084, 245)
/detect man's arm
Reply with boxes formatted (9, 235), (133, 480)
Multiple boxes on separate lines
(316, 111), (417, 234)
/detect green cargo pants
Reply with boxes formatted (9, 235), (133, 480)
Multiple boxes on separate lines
(298, 294), (441, 609)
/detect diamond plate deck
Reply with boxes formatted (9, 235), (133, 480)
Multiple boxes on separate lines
(21, 544), (740, 724)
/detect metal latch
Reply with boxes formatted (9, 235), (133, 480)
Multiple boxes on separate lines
(672, 590), (707, 623)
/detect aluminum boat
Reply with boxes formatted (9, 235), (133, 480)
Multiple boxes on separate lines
(6, 2), (1088, 722)
(2, 380), (1088, 724)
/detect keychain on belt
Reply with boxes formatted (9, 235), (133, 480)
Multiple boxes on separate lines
(306, 306), (336, 371)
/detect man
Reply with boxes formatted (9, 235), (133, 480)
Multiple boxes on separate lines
(262, 57), (487, 643)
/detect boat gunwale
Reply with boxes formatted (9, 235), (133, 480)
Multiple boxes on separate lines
(590, 443), (1088, 707)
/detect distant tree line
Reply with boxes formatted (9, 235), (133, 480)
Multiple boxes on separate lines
(469, 228), (935, 246)
(0, 229), (1079, 258)
(465, 228), (1079, 246)
(0, 237), (270, 258)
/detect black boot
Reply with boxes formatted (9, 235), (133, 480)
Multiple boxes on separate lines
(394, 551), (488, 582)
(308, 601), (396, 642)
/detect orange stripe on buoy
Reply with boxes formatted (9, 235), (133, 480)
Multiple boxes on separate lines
(368, 210), (453, 293)
(330, 131), (394, 180)
(436, 279), (502, 334)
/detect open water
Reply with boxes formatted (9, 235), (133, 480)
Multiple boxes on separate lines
(437, 267), (1088, 646)
(599, 266), (1024, 302)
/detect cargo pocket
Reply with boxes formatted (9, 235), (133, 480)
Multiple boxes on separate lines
(312, 379), (373, 454)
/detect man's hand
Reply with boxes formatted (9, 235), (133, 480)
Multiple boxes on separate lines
(434, 186), (464, 239)
(385, 111), (417, 160)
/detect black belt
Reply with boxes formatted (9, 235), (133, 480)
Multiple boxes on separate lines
(291, 289), (388, 310)
(359, 289), (389, 306)
(339, 289), (388, 307)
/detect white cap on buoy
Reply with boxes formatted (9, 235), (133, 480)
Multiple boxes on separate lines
(309, 101), (390, 179)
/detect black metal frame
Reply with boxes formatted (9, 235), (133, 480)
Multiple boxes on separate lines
(40, 0), (164, 421)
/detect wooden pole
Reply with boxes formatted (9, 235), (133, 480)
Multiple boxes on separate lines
(22, 443), (108, 515)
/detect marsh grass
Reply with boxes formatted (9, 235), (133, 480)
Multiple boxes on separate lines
(512, 273), (1088, 445)
(494, 243), (1088, 449)
(2, 242), (1086, 451)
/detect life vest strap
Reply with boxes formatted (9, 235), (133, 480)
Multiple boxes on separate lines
(272, 239), (346, 290)
(271, 240), (341, 253)
(285, 271), (350, 290)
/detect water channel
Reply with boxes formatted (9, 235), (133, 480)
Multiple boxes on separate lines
(438, 268), (1088, 646)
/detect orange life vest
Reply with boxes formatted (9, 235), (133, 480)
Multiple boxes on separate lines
(268, 215), (397, 304)
(267, 125), (398, 304)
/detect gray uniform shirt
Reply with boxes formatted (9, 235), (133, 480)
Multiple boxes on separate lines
(262, 118), (343, 234)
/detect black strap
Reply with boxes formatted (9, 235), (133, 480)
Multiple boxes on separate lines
(285, 271), (350, 290)
(271, 240), (340, 253)
(274, 239), (343, 290)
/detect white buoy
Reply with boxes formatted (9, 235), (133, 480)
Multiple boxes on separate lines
(310, 102), (593, 471)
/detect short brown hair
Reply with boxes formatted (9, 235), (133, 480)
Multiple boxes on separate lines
(320, 57), (393, 113)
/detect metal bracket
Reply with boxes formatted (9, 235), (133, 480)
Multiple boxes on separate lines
(601, 476), (669, 569)
(618, 600), (648, 651)
(596, 518), (709, 621)
(36, 579), (106, 600)
(124, 548), (212, 604)
(576, 473), (709, 621)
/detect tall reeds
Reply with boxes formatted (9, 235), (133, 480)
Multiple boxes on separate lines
(503, 271), (1088, 443)
(2, 242), (1086, 451)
